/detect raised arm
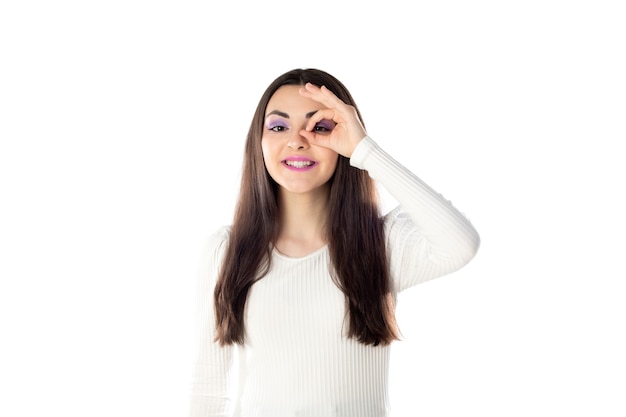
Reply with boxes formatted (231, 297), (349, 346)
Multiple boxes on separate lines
(351, 137), (480, 291)
(298, 83), (479, 292)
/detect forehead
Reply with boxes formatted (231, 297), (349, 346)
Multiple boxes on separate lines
(265, 85), (324, 115)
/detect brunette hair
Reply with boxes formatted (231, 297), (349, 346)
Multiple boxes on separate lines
(213, 68), (399, 346)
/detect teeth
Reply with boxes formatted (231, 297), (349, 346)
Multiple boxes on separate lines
(285, 160), (313, 168)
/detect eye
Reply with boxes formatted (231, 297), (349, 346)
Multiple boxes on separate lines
(269, 125), (287, 132)
(266, 119), (289, 132)
(314, 120), (335, 133)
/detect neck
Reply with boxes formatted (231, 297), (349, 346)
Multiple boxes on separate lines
(274, 186), (330, 256)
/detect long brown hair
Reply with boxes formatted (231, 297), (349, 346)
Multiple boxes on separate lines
(213, 68), (399, 346)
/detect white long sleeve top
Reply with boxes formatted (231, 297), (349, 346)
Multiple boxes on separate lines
(190, 136), (480, 417)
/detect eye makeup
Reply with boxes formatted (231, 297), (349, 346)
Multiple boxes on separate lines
(265, 116), (289, 131)
(314, 120), (335, 131)
(264, 112), (334, 132)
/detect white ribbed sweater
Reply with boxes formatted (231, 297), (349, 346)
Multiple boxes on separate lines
(190, 137), (480, 417)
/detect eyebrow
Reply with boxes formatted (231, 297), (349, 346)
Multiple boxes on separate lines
(266, 110), (318, 119)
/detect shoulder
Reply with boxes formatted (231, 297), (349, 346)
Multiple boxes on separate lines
(381, 206), (425, 259)
(198, 226), (231, 273)
(204, 225), (231, 249)
(382, 206), (419, 237)
(195, 227), (231, 298)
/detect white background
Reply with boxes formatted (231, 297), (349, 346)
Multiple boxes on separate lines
(1, 1), (625, 416)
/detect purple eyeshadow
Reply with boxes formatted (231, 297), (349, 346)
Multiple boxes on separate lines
(266, 119), (288, 129)
(316, 120), (335, 131)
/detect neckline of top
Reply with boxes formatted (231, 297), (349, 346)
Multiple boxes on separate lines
(271, 244), (329, 261)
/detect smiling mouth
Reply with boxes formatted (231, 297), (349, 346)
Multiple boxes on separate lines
(283, 160), (316, 168)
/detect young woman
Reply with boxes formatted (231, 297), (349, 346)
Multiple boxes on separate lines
(190, 68), (480, 416)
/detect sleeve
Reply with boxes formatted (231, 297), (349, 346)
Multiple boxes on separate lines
(350, 136), (480, 292)
(189, 226), (236, 417)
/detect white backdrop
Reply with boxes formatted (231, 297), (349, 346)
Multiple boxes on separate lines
(1, 1), (625, 416)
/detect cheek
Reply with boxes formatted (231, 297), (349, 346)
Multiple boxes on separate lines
(325, 151), (340, 172)
(261, 138), (271, 163)
(261, 138), (278, 175)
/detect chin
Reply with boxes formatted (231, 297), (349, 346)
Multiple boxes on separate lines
(279, 182), (330, 196)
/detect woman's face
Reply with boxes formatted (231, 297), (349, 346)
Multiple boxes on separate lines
(261, 85), (339, 196)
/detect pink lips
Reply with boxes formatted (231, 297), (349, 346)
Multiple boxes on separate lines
(282, 156), (318, 171)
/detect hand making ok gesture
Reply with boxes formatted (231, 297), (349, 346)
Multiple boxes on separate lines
(298, 82), (368, 158)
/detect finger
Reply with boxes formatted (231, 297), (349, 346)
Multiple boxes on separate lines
(304, 109), (336, 131)
(301, 83), (346, 109)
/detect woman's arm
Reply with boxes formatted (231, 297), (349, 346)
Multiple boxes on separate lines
(350, 136), (480, 291)
(297, 83), (479, 291)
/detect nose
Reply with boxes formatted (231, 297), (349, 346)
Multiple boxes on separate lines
(287, 131), (310, 150)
